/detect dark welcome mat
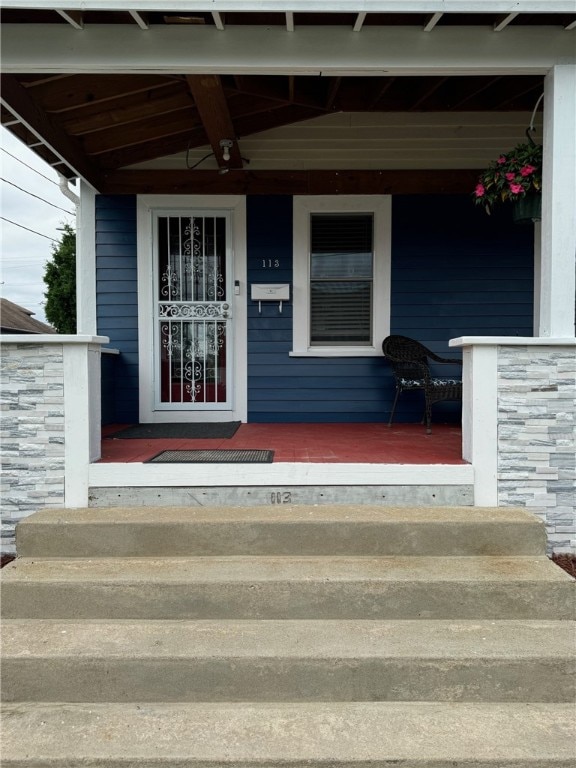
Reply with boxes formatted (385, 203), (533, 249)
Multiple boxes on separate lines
(147, 449), (274, 464)
(110, 422), (241, 440)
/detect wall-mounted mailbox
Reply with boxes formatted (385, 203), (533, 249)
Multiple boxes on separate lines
(251, 283), (290, 313)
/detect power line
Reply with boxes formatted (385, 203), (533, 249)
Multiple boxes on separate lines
(0, 216), (57, 243)
(1, 177), (74, 215)
(0, 147), (60, 185)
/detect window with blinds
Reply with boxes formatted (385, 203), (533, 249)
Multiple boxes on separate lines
(309, 213), (373, 345)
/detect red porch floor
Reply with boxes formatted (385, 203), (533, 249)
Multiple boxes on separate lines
(100, 423), (465, 464)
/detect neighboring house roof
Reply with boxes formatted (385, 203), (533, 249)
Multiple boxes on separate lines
(0, 298), (56, 335)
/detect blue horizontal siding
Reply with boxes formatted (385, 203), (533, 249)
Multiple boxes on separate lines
(96, 244), (139, 259)
(94, 193), (534, 426)
(246, 194), (533, 424)
(96, 232), (137, 246)
(97, 268), (139, 282)
(96, 194), (139, 423)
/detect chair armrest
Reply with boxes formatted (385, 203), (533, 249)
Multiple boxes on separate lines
(431, 356), (462, 366)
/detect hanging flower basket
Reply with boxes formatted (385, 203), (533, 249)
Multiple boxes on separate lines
(473, 141), (542, 222)
(512, 192), (542, 225)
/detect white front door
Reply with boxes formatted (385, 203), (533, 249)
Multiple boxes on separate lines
(138, 196), (247, 424)
(154, 211), (233, 410)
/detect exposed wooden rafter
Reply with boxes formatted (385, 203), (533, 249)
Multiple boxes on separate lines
(286, 12), (294, 31)
(81, 108), (201, 156)
(0, 74), (103, 188)
(186, 75), (244, 169)
(24, 75), (182, 114)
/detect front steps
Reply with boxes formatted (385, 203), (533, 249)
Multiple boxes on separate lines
(1, 505), (575, 767)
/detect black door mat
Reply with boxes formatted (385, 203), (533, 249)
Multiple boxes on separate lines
(147, 449), (274, 464)
(109, 422), (241, 439)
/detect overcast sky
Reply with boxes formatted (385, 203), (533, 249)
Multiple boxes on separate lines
(1, 126), (77, 324)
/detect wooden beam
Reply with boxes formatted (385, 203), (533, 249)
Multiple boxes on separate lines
(101, 168), (481, 196)
(565, 19), (576, 30)
(186, 75), (244, 168)
(286, 12), (294, 32)
(0, 74), (103, 189)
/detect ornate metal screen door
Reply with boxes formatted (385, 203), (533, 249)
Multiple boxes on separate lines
(155, 213), (232, 409)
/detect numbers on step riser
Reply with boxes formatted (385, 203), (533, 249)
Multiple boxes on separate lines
(270, 491), (292, 504)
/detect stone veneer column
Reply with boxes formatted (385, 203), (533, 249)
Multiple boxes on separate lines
(451, 337), (576, 554)
(0, 335), (108, 554)
(498, 344), (576, 553)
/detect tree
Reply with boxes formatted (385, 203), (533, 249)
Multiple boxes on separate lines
(43, 224), (76, 333)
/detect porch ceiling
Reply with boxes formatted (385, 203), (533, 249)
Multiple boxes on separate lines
(1, 3), (574, 194)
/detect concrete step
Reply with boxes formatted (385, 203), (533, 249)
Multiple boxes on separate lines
(2, 555), (574, 620)
(2, 619), (574, 703)
(2, 701), (575, 766)
(16, 505), (546, 557)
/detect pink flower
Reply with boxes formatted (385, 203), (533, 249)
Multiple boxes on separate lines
(520, 164), (536, 177)
(474, 183), (485, 198)
(497, 156), (507, 165)
(509, 183), (524, 194)
(505, 172), (516, 181)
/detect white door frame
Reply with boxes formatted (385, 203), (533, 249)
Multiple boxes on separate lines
(137, 195), (247, 423)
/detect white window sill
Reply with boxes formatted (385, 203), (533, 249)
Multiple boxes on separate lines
(289, 347), (382, 357)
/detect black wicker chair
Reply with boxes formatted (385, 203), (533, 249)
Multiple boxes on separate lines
(382, 335), (462, 434)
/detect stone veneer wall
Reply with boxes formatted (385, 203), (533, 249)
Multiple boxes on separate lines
(497, 345), (576, 553)
(1, 343), (66, 554)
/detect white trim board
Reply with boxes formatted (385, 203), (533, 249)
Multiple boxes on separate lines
(89, 461), (473, 488)
(292, 195), (391, 357)
(450, 337), (576, 346)
(2, 26), (574, 76)
(2, 3), (574, 15)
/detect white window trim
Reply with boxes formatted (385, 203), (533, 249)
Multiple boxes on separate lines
(291, 195), (391, 357)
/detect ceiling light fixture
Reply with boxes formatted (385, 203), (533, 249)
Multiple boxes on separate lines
(219, 139), (233, 162)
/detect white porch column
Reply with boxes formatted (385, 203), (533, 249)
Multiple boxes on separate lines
(540, 64), (576, 338)
(62, 338), (107, 506)
(452, 336), (576, 553)
(459, 342), (499, 506)
(76, 182), (97, 335)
